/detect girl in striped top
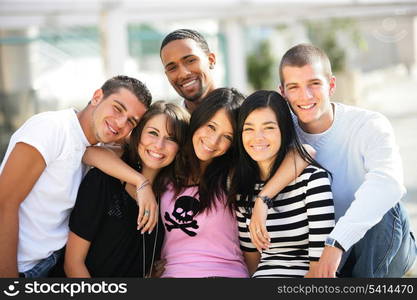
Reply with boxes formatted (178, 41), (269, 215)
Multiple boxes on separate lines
(231, 90), (335, 278)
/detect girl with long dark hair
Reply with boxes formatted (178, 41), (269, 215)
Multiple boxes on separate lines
(159, 88), (248, 277)
(64, 101), (189, 277)
(232, 91), (335, 278)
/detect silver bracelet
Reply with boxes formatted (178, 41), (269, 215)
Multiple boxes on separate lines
(136, 179), (150, 194)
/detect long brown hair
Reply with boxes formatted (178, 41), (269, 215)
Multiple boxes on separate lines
(121, 100), (190, 197)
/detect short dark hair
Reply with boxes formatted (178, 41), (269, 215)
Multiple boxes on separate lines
(100, 75), (152, 108)
(279, 44), (332, 85)
(160, 29), (210, 55)
(122, 100), (190, 198)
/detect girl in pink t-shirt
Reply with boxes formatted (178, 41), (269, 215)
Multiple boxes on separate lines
(160, 88), (249, 278)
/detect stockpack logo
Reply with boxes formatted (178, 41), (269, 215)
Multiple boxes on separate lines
(2, 281), (128, 297)
(3, 281), (20, 297)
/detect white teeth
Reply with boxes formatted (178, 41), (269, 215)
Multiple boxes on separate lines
(252, 145), (268, 151)
(202, 141), (214, 152)
(299, 104), (315, 109)
(148, 150), (163, 159)
(182, 80), (196, 88)
(108, 124), (117, 135)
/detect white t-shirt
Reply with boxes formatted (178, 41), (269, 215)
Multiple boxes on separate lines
(0, 108), (90, 272)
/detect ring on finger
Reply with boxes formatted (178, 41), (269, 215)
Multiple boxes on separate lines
(144, 209), (150, 217)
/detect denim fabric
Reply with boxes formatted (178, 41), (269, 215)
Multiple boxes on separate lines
(340, 202), (417, 277)
(20, 248), (64, 278)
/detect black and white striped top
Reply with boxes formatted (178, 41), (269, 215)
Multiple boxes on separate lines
(236, 166), (335, 278)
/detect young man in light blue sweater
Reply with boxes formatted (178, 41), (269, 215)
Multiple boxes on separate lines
(251, 43), (416, 277)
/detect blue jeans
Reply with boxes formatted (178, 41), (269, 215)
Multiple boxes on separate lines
(20, 248), (64, 278)
(340, 202), (417, 277)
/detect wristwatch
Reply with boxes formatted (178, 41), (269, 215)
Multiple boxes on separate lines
(325, 237), (345, 252)
(256, 194), (274, 209)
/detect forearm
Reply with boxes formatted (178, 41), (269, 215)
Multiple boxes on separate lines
(315, 246), (343, 277)
(0, 143), (48, 277)
(331, 114), (406, 250)
(0, 204), (19, 277)
(331, 135), (405, 250)
(243, 251), (261, 277)
(330, 174), (404, 251)
(83, 146), (147, 186)
(64, 232), (92, 278)
(260, 146), (311, 198)
(64, 260), (91, 278)
(102, 159), (147, 187)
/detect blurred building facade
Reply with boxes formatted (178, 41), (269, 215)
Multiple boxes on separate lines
(1, 0), (417, 276)
(1, 0), (417, 156)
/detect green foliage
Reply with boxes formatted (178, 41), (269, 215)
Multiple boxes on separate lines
(304, 18), (365, 73)
(128, 24), (162, 57)
(246, 40), (275, 90)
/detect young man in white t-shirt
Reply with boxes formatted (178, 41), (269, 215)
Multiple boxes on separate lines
(0, 75), (156, 278)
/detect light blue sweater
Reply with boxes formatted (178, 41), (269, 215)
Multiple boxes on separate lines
(294, 102), (406, 251)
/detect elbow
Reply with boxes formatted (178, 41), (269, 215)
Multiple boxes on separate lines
(82, 146), (96, 166)
(63, 254), (90, 278)
(63, 257), (72, 277)
(63, 255), (80, 277)
(395, 182), (406, 201)
(384, 173), (406, 201)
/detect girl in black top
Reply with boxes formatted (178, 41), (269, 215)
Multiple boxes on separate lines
(65, 101), (189, 277)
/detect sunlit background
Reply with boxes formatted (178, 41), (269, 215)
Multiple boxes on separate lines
(1, 0), (417, 276)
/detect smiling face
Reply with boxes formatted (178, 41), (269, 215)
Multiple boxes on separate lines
(280, 61), (336, 134)
(91, 87), (147, 144)
(161, 38), (216, 105)
(242, 107), (281, 179)
(192, 108), (233, 165)
(138, 114), (179, 172)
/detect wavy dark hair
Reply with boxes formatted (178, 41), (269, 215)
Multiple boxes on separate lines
(174, 87), (245, 214)
(230, 90), (327, 210)
(121, 100), (190, 198)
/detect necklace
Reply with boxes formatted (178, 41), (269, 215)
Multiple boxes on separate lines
(122, 181), (159, 278)
(142, 198), (159, 278)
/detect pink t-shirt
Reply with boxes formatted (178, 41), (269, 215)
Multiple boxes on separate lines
(160, 185), (248, 278)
